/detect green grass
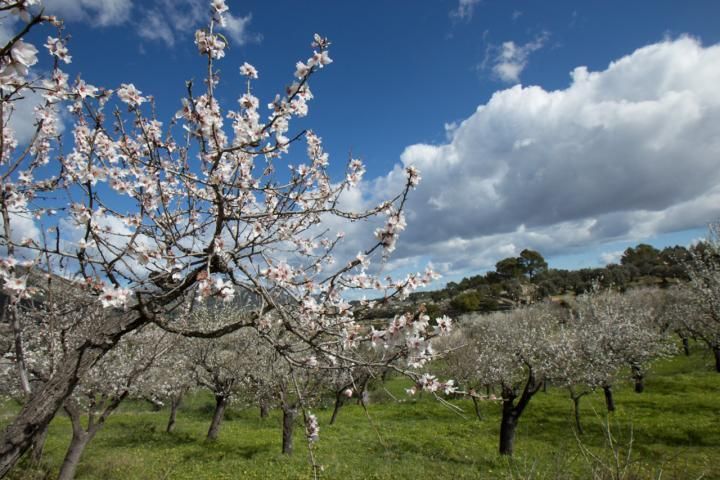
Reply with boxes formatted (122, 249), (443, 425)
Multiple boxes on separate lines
(3, 346), (720, 480)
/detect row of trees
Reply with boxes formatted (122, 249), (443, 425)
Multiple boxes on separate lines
(438, 270), (720, 456)
(2, 252), (718, 474)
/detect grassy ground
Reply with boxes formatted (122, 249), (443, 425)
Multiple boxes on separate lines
(3, 346), (719, 480)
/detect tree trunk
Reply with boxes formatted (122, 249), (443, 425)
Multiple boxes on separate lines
(634, 376), (645, 393)
(259, 402), (269, 419)
(572, 395), (583, 435)
(471, 396), (483, 421)
(281, 405), (296, 455)
(329, 392), (343, 425)
(28, 422), (48, 465)
(499, 400), (518, 456)
(166, 396), (181, 433)
(57, 429), (93, 480)
(9, 308), (31, 398)
(603, 385), (615, 412)
(0, 311), (144, 476)
(631, 365), (644, 393)
(206, 395), (227, 441)
(714, 346), (720, 373)
(682, 336), (690, 356)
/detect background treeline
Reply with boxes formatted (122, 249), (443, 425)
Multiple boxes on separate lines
(364, 242), (711, 318)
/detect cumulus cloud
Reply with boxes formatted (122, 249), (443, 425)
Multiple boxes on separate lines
(43, 0), (133, 27)
(450, 0), (481, 21)
(365, 37), (720, 276)
(485, 32), (549, 83)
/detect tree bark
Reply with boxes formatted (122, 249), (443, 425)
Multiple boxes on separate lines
(329, 392), (344, 425)
(281, 405), (296, 455)
(499, 400), (518, 456)
(0, 311), (144, 477)
(603, 385), (615, 412)
(9, 308), (31, 398)
(28, 422), (48, 465)
(166, 396), (182, 434)
(498, 372), (540, 456)
(714, 346), (720, 373)
(206, 395), (227, 441)
(57, 429), (92, 480)
(259, 402), (269, 419)
(681, 336), (690, 356)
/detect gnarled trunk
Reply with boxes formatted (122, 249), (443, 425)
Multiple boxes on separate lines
(259, 402), (269, 419)
(281, 405), (296, 455)
(603, 385), (615, 412)
(714, 346), (720, 373)
(206, 395), (227, 441)
(498, 373), (540, 456)
(0, 311), (144, 477)
(499, 400), (519, 456)
(681, 336), (690, 356)
(28, 422), (48, 465)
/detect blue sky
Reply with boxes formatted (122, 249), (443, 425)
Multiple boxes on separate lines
(7, 0), (720, 287)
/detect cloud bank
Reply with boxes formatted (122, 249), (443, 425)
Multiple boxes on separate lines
(365, 37), (720, 274)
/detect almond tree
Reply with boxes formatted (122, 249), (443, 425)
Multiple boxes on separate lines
(0, 270), (108, 464)
(573, 287), (674, 406)
(185, 308), (264, 441)
(134, 338), (196, 433)
(57, 326), (172, 480)
(682, 227), (720, 371)
(466, 303), (571, 456)
(0, 0), (446, 473)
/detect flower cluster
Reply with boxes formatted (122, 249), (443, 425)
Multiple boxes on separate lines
(195, 29), (227, 60)
(99, 285), (132, 309)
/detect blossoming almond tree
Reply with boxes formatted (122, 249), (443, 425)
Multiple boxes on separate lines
(462, 303), (572, 456)
(0, 0), (449, 473)
(56, 326), (173, 480)
(682, 226), (720, 372)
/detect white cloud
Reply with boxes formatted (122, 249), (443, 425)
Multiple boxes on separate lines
(43, 0), (133, 27)
(600, 251), (623, 265)
(136, 0), (204, 47)
(487, 32), (549, 83)
(221, 12), (261, 47)
(6, 89), (58, 146)
(365, 36), (720, 276)
(38, 0), (258, 48)
(134, 0), (259, 47)
(450, 0), (481, 21)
